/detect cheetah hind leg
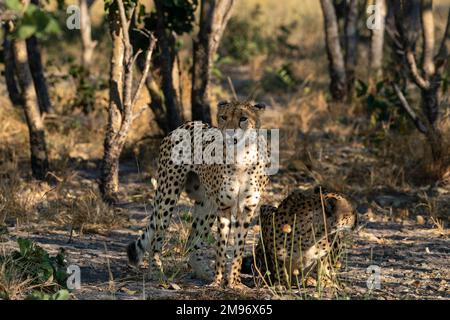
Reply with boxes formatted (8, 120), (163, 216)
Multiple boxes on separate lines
(186, 199), (217, 282)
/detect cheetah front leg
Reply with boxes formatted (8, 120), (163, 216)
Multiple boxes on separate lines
(228, 203), (258, 290)
(210, 209), (232, 287)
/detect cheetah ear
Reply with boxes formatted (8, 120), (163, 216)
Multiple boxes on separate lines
(218, 101), (229, 108)
(253, 102), (266, 111)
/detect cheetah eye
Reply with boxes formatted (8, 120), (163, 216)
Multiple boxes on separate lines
(240, 116), (248, 122)
(220, 115), (227, 121)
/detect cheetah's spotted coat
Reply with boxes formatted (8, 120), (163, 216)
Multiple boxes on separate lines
(250, 187), (357, 286)
(127, 100), (269, 289)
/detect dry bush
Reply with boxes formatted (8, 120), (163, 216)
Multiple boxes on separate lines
(0, 170), (47, 226)
(41, 182), (126, 235)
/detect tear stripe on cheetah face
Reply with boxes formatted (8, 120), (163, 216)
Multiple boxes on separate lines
(127, 100), (269, 288)
(249, 188), (357, 286)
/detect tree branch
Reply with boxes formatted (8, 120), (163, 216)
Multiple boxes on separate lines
(435, 7), (450, 71)
(393, 83), (428, 134)
(132, 34), (157, 112)
(405, 49), (430, 90)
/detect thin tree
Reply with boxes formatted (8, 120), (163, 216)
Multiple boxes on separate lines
(154, 0), (182, 131)
(12, 33), (50, 180)
(80, 0), (97, 70)
(2, 23), (23, 106)
(100, 0), (156, 203)
(320, 0), (348, 101)
(191, 0), (234, 123)
(344, 0), (359, 98)
(130, 8), (168, 134)
(369, 0), (387, 80)
(389, 0), (449, 164)
(26, 0), (54, 114)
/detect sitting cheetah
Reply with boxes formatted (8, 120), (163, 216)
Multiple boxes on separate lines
(127, 100), (270, 289)
(244, 187), (357, 287)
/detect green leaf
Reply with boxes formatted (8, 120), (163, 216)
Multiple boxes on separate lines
(26, 291), (50, 300)
(51, 289), (70, 300)
(43, 18), (61, 35)
(17, 238), (33, 256)
(17, 24), (37, 39)
(376, 80), (384, 93)
(356, 79), (368, 97)
(5, 0), (22, 11)
(33, 9), (51, 31)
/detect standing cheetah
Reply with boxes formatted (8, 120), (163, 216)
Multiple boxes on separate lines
(247, 187), (357, 286)
(127, 100), (270, 289)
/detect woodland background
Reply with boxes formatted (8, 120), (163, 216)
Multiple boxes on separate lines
(0, 0), (449, 300)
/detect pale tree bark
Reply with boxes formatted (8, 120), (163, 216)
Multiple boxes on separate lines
(100, 0), (156, 203)
(12, 39), (49, 180)
(2, 23), (23, 106)
(390, 0), (450, 163)
(421, 0), (435, 78)
(79, 0), (97, 70)
(320, 0), (347, 101)
(191, 0), (234, 123)
(344, 0), (358, 99)
(370, 0), (387, 79)
(154, 0), (182, 131)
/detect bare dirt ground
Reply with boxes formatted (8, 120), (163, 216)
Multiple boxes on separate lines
(2, 130), (449, 300)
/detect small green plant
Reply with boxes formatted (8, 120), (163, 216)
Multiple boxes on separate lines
(68, 64), (108, 114)
(0, 238), (69, 300)
(262, 63), (297, 92)
(356, 79), (414, 144)
(219, 6), (269, 63)
(4, 0), (61, 40)
(219, 6), (299, 63)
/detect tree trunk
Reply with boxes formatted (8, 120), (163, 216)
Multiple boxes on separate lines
(344, 0), (358, 99)
(370, 0), (387, 79)
(390, 0), (450, 166)
(27, 0), (53, 114)
(25, 36), (53, 114)
(154, 0), (182, 131)
(320, 0), (347, 101)
(421, 79), (440, 125)
(2, 24), (23, 106)
(191, 0), (234, 123)
(79, 0), (97, 70)
(100, 2), (125, 203)
(145, 75), (168, 134)
(12, 39), (49, 180)
(100, 0), (156, 203)
(421, 0), (435, 77)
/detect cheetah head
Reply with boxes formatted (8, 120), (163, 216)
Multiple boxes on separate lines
(217, 100), (266, 132)
(323, 194), (358, 232)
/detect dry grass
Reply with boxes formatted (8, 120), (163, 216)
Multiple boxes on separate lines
(0, 0), (449, 300)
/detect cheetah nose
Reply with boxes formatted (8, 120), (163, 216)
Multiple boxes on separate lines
(234, 138), (238, 144)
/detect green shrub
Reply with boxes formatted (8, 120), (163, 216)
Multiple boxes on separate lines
(356, 79), (414, 144)
(219, 6), (269, 63)
(262, 63), (297, 92)
(0, 238), (69, 300)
